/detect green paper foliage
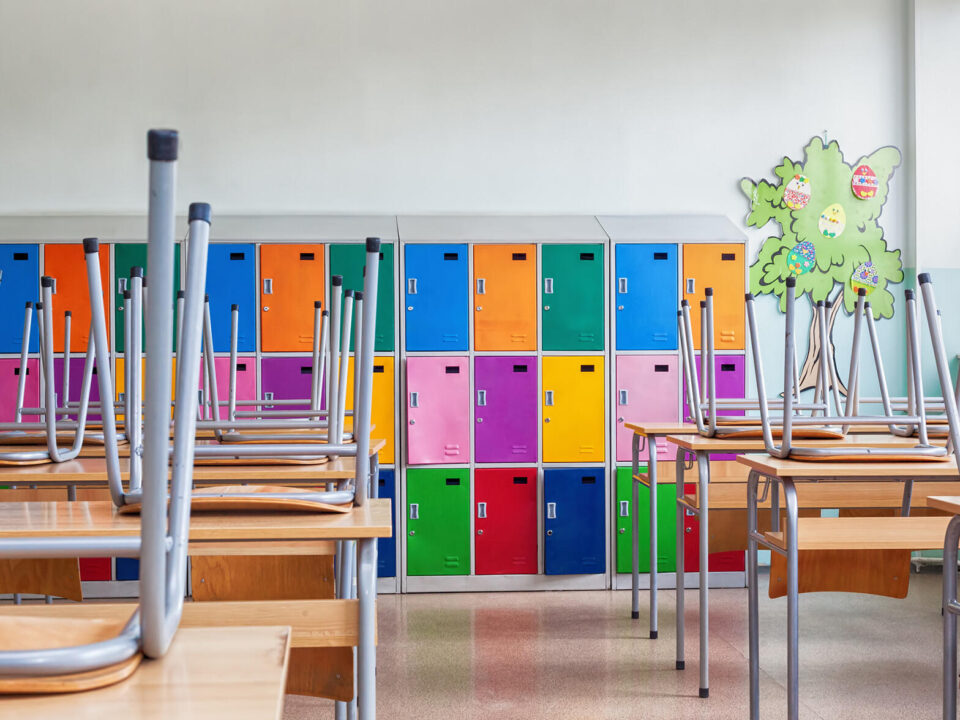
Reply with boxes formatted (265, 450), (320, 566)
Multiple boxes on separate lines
(741, 136), (903, 318)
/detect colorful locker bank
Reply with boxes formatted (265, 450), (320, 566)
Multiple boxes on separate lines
(682, 243), (744, 350)
(377, 469), (397, 578)
(615, 243), (677, 351)
(259, 243), (325, 352)
(615, 467), (676, 573)
(542, 356), (604, 462)
(114, 243), (181, 353)
(0, 245), (39, 353)
(346, 356), (395, 464)
(406, 356), (470, 465)
(406, 468), (471, 576)
(475, 468), (538, 575)
(260, 357), (319, 412)
(474, 356), (537, 463)
(205, 244), (256, 352)
(473, 244), (536, 351)
(330, 242), (395, 352)
(541, 243), (604, 350)
(0, 358), (39, 422)
(404, 243), (469, 351)
(683, 353), (745, 460)
(543, 468), (605, 575)
(44, 243), (110, 353)
(615, 355), (679, 463)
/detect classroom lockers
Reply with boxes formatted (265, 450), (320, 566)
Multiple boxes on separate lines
(614, 243), (677, 351)
(683, 353), (745, 461)
(0, 358), (39, 422)
(473, 244), (536, 351)
(205, 244), (256, 352)
(259, 244), (325, 352)
(345, 355), (396, 464)
(53, 357), (102, 421)
(406, 356), (469, 465)
(615, 467), (676, 574)
(329, 242), (395, 352)
(682, 243), (745, 350)
(540, 244), (604, 351)
(615, 355), (679, 463)
(541, 356), (604, 462)
(377, 469), (397, 578)
(406, 467), (470, 576)
(113, 243), (181, 353)
(404, 243), (469, 351)
(198, 356), (257, 415)
(543, 468), (605, 575)
(259, 356), (318, 412)
(683, 491), (746, 573)
(473, 356), (537, 463)
(0, 245), (39, 353)
(44, 243), (110, 353)
(474, 468), (538, 575)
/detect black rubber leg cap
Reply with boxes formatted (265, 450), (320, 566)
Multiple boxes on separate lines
(676, 661), (685, 670)
(649, 631), (658, 639)
(699, 688), (709, 699)
(631, 611), (639, 619)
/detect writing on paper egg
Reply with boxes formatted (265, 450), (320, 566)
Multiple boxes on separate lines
(786, 241), (816, 276)
(851, 164), (879, 199)
(783, 174), (812, 210)
(818, 203), (846, 238)
(850, 261), (880, 295)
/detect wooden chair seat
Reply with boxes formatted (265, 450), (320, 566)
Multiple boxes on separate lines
(117, 485), (353, 515)
(193, 455), (331, 466)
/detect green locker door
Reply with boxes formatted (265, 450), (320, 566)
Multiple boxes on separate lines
(114, 243), (181, 353)
(329, 242), (395, 352)
(406, 467), (470, 575)
(541, 244), (604, 350)
(615, 467), (676, 573)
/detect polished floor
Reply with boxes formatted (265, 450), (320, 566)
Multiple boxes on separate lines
(284, 569), (949, 719)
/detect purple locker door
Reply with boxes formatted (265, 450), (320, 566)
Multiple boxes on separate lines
(615, 355), (679, 463)
(406, 356), (470, 465)
(474, 356), (537, 463)
(200, 357), (258, 414)
(54, 357), (102, 422)
(683, 353), (745, 460)
(259, 356), (324, 412)
(0, 358), (40, 423)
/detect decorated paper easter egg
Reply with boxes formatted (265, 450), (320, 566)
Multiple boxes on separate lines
(786, 241), (816, 275)
(783, 174), (812, 210)
(850, 261), (880, 294)
(818, 203), (846, 238)
(851, 164), (879, 199)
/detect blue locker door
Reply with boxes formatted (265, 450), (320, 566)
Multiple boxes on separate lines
(404, 244), (469, 351)
(0, 245), (39, 353)
(543, 468), (605, 575)
(205, 244), (256, 351)
(377, 469), (396, 578)
(615, 243), (678, 350)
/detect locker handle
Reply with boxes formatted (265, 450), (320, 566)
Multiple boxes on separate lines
(618, 389), (628, 406)
(263, 278), (273, 294)
(407, 278), (418, 295)
(264, 391), (274, 409)
(477, 502), (487, 519)
(546, 502), (557, 519)
(118, 278), (128, 293)
(544, 390), (554, 406)
(619, 500), (630, 517)
(618, 277), (628, 293)
(409, 503), (419, 520)
(477, 390), (486, 406)
(686, 278), (695, 294)
(409, 391), (419, 408)
(51, 278), (57, 294)
(476, 278), (485, 295)
(544, 277), (554, 294)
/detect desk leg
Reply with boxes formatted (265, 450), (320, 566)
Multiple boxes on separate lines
(943, 516), (960, 719)
(358, 537), (377, 720)
(631, 432), (641, 620)
(696, 450), (709, 698)
(784, 479), (800, 720)
(675, 448), (685, 671)
(747, 471), (760, 720)
(336, 541), (358, 720)
(648, 436), (659, 639)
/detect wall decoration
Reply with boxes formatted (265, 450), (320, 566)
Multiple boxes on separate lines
(787, 241), (816, 275)
(783, 174), (812, 210)
(740, 135), (902, 393)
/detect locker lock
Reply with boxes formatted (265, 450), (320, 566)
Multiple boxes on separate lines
(619, 528), (626, 534)
(546, 530), (553, 536)
(477, 529), (484, 535)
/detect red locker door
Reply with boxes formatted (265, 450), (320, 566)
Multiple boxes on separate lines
(475, 469), (538, 575)
(683, 484), (745, 572)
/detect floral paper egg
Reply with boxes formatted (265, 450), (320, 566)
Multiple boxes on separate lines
(818, 203), (846, 238)
(783, 174), (812, 210)
(786, 241), (816, 275)
(851, 164), (879, 199)
(850, 261), (879, 294)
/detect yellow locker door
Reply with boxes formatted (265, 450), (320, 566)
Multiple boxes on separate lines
(116, 358), (176, 399)
(473, 244), (537, 350)
(345, 355), (395, 464)
(682, 244), (744, 350)
(542, 356), (604, 462)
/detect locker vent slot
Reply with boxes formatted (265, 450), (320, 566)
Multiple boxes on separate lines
(13, 252), (28, 261)
(721, 363), (736, 372)
(580, 364), (595, 372)
(721, 253), (736, 261)
(512, 253), (526, 261)
(374, 365), (384, 373)
(513, 364), (528, 373)
(445, 478), (460, 486)
(300, 366), (312, 374)
(378, 478), (385, 486)
(579, 252), (594, 261)
(581, 476), (597, 484)
(299, 252), (315, 261)
(229, 252), (245, 261)
(379, 252), (384, 260)
(443, 252), (458, 261)
(92, 368), (97, 375)
(13, 368), (27, 376)
(655, 364), (669, 372)
(653, 252), (668, 260)
(236, 363), (247, 371)
(513, 477), (528, 484)
(444, 366), (460, 374)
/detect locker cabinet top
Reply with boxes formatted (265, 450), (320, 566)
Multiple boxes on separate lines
(597, 215), (745, 243)
(397, 215), (607, 242)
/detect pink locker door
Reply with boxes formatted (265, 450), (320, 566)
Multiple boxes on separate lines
(406, 356), (470, 465)
(615, 355), (679, 463)
(0, 359), (40, 422)
(199, 356), (257, 415)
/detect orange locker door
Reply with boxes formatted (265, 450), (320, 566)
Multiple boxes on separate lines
(260, 244), (325, 352)
(44, 243), (110, 353)
(682, 244), (744, 350)
(473, 244), (536, 350)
